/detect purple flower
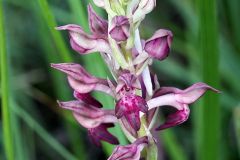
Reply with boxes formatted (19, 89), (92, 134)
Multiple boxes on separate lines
(74, 91), (102, 108)
(56, 25), (110, 55)
(116, 94), (148, 131)
(57, 100), (117, 129)
(144, 29), (173, 61)
(88, 5), (108, 38)
(147, 82), (220, 130)
(88, 124), (119, 146)
(108, 136), (148, 160)
(51, 1), (220, 159)
(109, 16), (130, 42)
(51, 63), (113, 95)
(114, 71), (148, 135)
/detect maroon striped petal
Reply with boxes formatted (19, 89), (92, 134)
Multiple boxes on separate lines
(56, 24), (111, 55)
(88, 5), (108, 38)
(88, 124), (119, 146)
(57, 100), (117, 129)
(74, 91), (102, 108)
(155, 104), (190, 130)
(51, 63), (113, 95)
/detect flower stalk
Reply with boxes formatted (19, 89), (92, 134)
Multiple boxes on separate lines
(51, 0), (220, 159)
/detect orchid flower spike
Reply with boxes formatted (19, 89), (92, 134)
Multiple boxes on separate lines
(51, 1), (220, 160)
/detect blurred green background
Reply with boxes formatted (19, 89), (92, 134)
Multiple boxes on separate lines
(0, 0), (240, 160)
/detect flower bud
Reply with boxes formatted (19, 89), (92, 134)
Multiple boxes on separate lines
(132, 0), (156, 22)
(109, 16), (130, 42)
(144, 29), (173, 61)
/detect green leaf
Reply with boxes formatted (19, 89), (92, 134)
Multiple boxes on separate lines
(196, 0), (220, 160)
(0, 1), (15, 159)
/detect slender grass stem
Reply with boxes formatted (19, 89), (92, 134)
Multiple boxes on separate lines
(11, 101), (78, 160)
(196, 0), (220, 159)
(36, 0), (73, 62)
(161, 130), (187, 160)
(0, 1), (14, 159)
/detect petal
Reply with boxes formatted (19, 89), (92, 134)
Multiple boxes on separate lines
(142, 67), (153, 96)
(108, 136), (148, 160)
(149, 82), (220, 110)
(155, 104), (190, 130)
(51, 63), (113, 95)
(88, 5), (108, 38)
(174, 82), (220, 104)
(144, 29), (173, 61)
(116, 94), (148, 131)
(88, 124), (119, 146)
(51, 63), (98, 83)
(57, 24), (111, 54)
(109, 16), (130, 42)
(57, 100), (117, 128)
(68, 76), (97, 93)
(74, 91), (102, 108)
(147, 83), (220, 130)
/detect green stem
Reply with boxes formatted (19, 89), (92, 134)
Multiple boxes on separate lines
(196, 0), (220, 159)
(0, 1), (14, 159)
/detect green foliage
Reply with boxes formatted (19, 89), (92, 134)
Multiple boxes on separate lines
(0, 1), (14, 159)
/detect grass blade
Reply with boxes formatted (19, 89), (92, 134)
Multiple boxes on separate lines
(11, 101), (78, 160)
(233, 106), (240, 157)
(36, 0), (73, 62)
(160, 130), (187, 160)
(0, 1), (15, 159)
(196, 0), (220, 159)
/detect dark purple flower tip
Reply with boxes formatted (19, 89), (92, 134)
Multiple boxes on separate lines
(107, 136), (148, 160)
(144, 29), (173, 61)
(155, 105), (190, 130)
(109, 16), (130, 42)
(116, 94), (148, 131)
(51, 63), (98, 83)
(57, 100), (117, 128)
(74, 91), (102, 108)
(88, 124), (119, 146)
(88, 5), (108, 38)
